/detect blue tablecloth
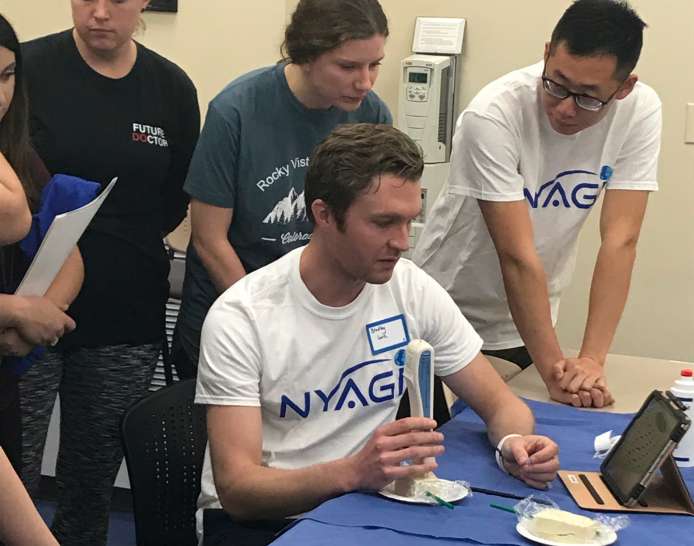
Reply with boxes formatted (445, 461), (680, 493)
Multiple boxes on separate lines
(271, 399), (694, 545)
(277, 520), (490, 546)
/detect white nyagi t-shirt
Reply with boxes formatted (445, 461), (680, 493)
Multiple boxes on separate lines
(195, 247), (483, 527)
(413, 61), (661, 349)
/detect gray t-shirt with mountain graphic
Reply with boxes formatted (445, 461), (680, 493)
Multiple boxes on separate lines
(177, 63), (391, 360)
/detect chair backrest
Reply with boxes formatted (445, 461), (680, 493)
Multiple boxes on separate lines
(121, 379), (207, 546)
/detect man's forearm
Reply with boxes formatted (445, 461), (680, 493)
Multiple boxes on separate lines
(217, 457), (354, 521)
(499, 256), (563, 380)
(580, 240), (637, 364)
(194, 238), (247, 293)
(484, 395), (535, 446)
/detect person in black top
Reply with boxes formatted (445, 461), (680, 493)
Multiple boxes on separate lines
(19, 2), (200, 544)
(0, 10), (80, 476)
(0, 13), (66, 546)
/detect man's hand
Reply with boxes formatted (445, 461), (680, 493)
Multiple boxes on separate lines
(546, 372), (582, 407)
(552, 357), (614, 408)
(347, 417), (444, 491)
(0, 328), (33, 357)
(500, 435), (559, 489)
(555, 357), (603, 392)
(11, 297), (76, 346)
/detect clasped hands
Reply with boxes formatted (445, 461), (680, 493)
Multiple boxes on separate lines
(548, 356), (614, 408)
(0, 297), (75, 357)
(347, 417), (559, 492)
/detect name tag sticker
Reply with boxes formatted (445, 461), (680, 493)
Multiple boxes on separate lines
(366, 314), (410, 355)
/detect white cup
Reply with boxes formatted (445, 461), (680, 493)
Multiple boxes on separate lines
(671, 369), (694, 467)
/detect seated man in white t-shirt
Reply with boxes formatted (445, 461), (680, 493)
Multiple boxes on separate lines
(414, 0), (661, 409)
(195, 124), (560, 546)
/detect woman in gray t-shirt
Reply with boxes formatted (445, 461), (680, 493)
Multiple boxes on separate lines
(174, 0), (392, 377)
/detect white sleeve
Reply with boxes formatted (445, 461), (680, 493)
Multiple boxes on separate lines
(195, 295), (262, 407)
(449, 111), (525, 201)
(411, 269), (484, 377)
(608, 88), (661, 191)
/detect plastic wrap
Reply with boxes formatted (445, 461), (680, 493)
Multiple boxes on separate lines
(514, 495), (629, 544)
(413, 478), (471, 504)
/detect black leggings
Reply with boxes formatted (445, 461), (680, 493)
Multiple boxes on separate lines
(482, 346), (533, 369)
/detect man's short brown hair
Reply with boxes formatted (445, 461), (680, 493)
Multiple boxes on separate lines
(305, 124), (423, 229)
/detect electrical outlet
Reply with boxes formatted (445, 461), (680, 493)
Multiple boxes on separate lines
(686, 103), (694, 144)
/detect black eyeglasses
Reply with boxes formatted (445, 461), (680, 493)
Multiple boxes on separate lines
(541, 74), (621, 112)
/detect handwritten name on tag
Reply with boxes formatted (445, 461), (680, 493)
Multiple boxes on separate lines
(366, 315), (410, 355)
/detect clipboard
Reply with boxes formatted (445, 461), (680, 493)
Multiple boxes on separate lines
(15, 177), (117, 297)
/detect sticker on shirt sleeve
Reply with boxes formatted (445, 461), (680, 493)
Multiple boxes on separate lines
(600, 165), (613, 182)
(394, 349), (407, 367)
(365, 315), (410, 356)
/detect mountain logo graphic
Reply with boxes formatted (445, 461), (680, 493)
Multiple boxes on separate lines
(263, 187), (307, 224)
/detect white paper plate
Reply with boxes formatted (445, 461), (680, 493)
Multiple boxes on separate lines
(378, 478), (469, 505)
(516, 519), (617, 546)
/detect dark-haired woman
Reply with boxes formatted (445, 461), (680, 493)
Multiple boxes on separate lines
(18, 1), (200, 544)
(173, 0), (391, 378)
(0, 16), (30, 245)
(0, 12), (80, 476)
(0, 13), (71, 546)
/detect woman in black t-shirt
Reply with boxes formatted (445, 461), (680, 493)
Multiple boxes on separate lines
(20, 2), (200, 545)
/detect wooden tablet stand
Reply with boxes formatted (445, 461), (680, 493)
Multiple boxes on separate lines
(559, 457), (694, 516)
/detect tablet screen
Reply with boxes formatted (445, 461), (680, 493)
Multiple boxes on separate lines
(601, 394), (683, 502)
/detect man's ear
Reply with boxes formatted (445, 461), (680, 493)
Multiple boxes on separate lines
(615, 74), (638, 100)
(310, 199), (333, 227)
(544, 41), (551, 61)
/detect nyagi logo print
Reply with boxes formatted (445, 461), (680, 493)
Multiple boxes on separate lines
(279, 358), (404, 418)
(524, 168), (611, 210)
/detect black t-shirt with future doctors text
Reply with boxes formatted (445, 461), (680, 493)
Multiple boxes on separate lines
(22, 30), (200, 349)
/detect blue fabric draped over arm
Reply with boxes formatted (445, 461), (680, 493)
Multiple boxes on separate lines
(3, 175), (101, 376)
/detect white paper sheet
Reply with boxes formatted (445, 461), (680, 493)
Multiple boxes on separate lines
(412, 17), (466, 55)
(15, 177), (118, 297)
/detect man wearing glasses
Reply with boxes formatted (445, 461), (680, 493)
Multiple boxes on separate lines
(413, 0), (660, 408)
